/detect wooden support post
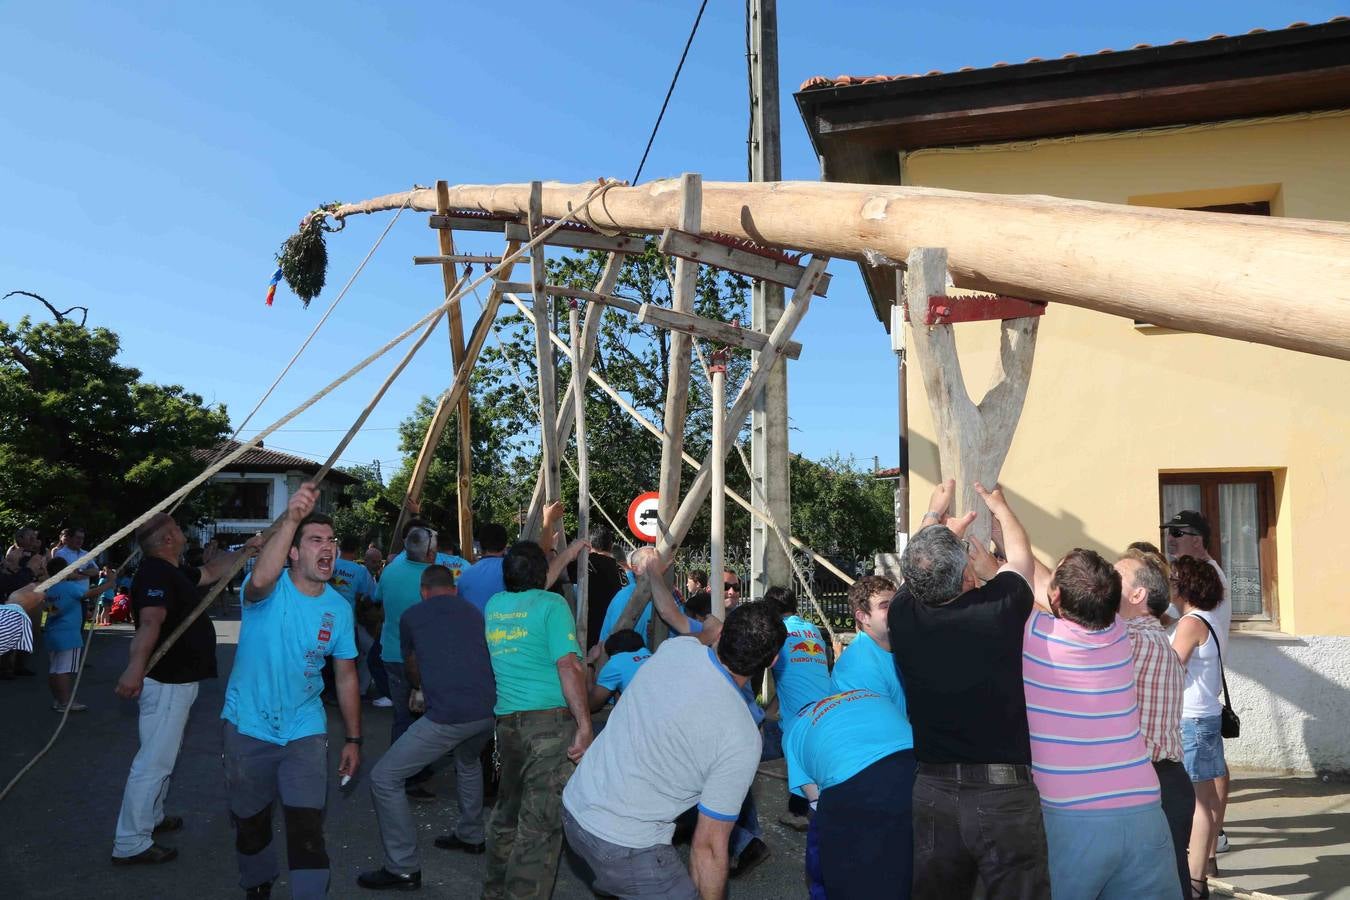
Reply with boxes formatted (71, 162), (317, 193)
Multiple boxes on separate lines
(436, 180), (476, 562)
(652, 173), (701, 648)
(393, 240), (522, 548)
(710, 355), (727, 620)
(615, 255), (828, 632)
(529, 181), (562, 540)
(902, 248), (1039, 544)
(570, 302), (590, 645)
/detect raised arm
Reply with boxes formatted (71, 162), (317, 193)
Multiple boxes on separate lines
(244, 485), (317, 603)
(198, 534), (264, 586)
(546, 538), (588, 591)
(974, 482), (1033, 583)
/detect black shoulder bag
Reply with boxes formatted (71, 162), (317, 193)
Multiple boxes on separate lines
(1197, 616), (1241, 739)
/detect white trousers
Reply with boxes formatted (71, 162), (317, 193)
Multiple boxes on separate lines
(111, 678), (199, 857)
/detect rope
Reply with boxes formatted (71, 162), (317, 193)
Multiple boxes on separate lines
(632, 0), (709, 184)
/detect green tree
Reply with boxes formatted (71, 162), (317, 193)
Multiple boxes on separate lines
(330, 462), (400, 549)
(788, 453), (895, 560)
(0, 316), (230, 543)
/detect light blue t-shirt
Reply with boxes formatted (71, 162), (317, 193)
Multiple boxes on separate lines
(330, 557), (374, 610)
(390, 550), (470, 581)
(783, 689), (914, 797)
(44, 582), (86, 652)
(223, 571), (357, 746)
(375, 556), (429, 663)
(598, 584), (700, 647)
(831, 630), (908, 715)
(772, 614), (833, 725)
(455, 556), (505, 615)
(597, 647), (652, 695)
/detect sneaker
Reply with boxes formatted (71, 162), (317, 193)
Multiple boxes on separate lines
(730, 838), (771, 879)
(52, 701), (89, 712)
(777, 811), (810, 832)
(1216, 830), (1230, 853)
(371, 696), (393, 708)
(111, 843), (178, 866)
(356, 867), (422, 891)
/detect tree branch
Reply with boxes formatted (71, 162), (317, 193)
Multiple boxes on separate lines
(3, 291), (89, 326)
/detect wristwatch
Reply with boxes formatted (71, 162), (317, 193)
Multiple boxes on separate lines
(344, 736), (363, 745)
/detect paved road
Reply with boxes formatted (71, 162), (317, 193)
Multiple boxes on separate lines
(0, 617), (806, 899)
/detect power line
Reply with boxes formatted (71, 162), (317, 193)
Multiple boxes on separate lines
(632, 0), (710, 185)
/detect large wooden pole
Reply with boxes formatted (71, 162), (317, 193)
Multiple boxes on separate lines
(435, 181), (476, 562)
(710, 355), (727, 620)
(529, 182), (562, 539)
(651, 173), (701, 647)
(335, 181), (1350, 361)
(570, 300), (591, 647)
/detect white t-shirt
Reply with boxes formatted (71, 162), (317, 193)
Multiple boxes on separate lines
(562, 637), (761, 849)
(53, 546), (95, 594)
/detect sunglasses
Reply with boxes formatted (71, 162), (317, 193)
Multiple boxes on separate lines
(1167, 528), (1199, 539)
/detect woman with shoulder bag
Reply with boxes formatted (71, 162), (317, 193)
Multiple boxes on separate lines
(1170, 556), (1230, 898)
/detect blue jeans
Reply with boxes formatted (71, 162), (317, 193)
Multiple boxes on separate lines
(1042, 801), (1177, 900)
(731, 788), (762, 857)
(112, 679), (199, 857)
(222, 722), (330, 899)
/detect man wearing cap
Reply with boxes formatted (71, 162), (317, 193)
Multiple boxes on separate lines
(1160, 509), (1234, 867)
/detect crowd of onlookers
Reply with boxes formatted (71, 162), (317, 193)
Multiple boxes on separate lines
(0, 483), (1242, 900)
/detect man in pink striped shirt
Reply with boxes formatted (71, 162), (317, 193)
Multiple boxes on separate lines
(1024, 549), (1175, 898)
(1118, 552), (1193, 900)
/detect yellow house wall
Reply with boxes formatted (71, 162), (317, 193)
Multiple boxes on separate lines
(899, 112), (1350, 636)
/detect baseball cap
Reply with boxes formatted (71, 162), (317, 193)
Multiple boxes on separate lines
(1160, 510), (1210, 543)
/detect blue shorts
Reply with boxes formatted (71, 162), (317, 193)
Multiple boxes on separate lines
(1181, 715), (1227, 783)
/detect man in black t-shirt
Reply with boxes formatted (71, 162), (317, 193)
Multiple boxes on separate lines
(584, 527), (624, 652)
(888, 480), (1050, 899)
(110, 513), (259, 866)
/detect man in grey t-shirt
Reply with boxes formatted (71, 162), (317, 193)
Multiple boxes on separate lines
(562, 579), (785, 900)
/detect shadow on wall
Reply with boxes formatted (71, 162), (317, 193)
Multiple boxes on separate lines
(908, 429), (1117, 558)
(1227, 635), (1350, 777)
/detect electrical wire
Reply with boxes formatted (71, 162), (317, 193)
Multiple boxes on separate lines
(632, 0), (709, 185)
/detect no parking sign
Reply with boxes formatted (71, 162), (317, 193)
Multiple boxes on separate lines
(627, 491), (661, 544)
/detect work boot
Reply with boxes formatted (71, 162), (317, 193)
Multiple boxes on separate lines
(153, 816), (184, 834)
(111, 843), (178, 866)
(434, 834), (485, 854)
(357, 868), (422, 891)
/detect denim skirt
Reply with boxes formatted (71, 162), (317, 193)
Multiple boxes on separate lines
(1181, 715), (1227, 782)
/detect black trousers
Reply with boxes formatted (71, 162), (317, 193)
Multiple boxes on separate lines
(1154, 759), (1196, 900)
(911, 766), (1050, 900)
(814, 750), (916, 899)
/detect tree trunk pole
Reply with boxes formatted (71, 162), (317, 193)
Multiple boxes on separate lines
(435, 180), (476, 562)
(529, 182), (562, 540)
(570, 302), (590, 646)
(710, 359), (727, 620)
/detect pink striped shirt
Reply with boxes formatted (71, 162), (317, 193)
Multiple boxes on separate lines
(1023, 611), (1160, 810)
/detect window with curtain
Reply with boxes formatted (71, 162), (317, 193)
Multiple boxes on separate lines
(1159, 472), (1277, 622)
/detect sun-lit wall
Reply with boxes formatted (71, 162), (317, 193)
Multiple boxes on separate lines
(900, 111), (1350, 638)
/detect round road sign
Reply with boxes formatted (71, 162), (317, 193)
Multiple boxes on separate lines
(627, 491), (661, 543)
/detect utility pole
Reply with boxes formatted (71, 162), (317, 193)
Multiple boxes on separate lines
(748, 0), (792, 600)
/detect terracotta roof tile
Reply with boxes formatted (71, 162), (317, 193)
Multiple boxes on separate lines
(191, 441), (359, 484)
(798, 18), (1342, 91)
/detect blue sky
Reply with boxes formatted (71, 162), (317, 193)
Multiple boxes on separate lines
(3, 1), (1340, 481)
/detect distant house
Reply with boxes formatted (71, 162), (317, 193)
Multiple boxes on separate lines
(191, 441), (358, 544)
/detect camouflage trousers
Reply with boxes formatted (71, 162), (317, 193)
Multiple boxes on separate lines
(482, 707), (577, 900)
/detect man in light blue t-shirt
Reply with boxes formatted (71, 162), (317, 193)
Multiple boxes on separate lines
(221, 484), (360, 900)
(768, 589), (832, 725)
(783, 688), (916, 899)
(330, 536), (378, 700)
(375, 526), (434, 746)
(832, 575), (907, 710)
(588, 629), (651, 711)
(455, 523), (508, 614)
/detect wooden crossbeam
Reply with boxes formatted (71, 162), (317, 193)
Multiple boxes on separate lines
(413, 254), (522, 266)
(637, 304), (802, 360)
(659, 228), (831, 296)
(494, 282), (641, 315)
(430, 214), (645, 254)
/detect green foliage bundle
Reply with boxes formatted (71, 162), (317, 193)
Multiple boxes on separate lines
(277, 204), (343, 308)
